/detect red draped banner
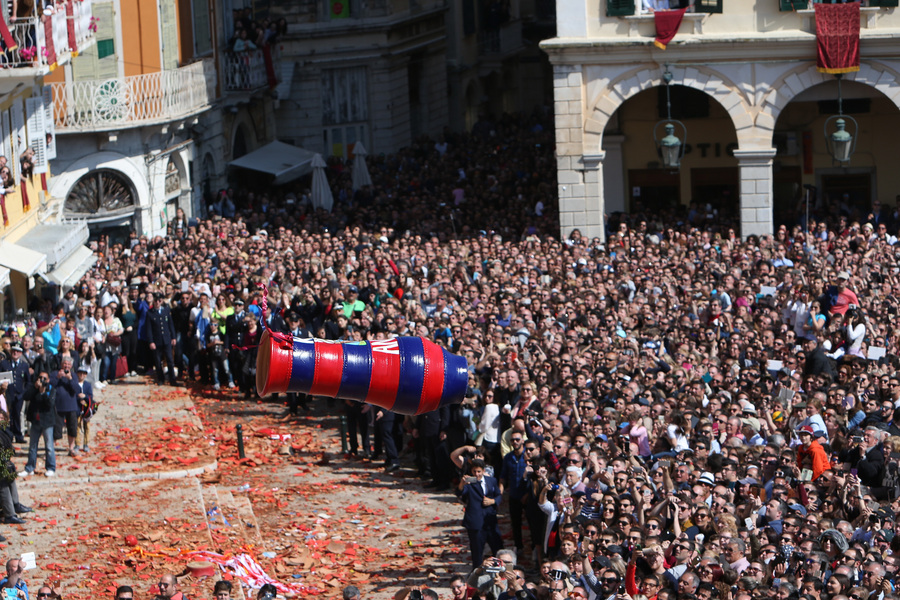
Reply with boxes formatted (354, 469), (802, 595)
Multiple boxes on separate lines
(654, 8), (687, 50)
(815, 2), (860, 74)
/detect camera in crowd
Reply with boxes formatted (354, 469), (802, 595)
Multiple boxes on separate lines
(485, 559), (505, 575)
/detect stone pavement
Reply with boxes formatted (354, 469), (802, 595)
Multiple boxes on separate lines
(0, 375), (473, 600)
(13, 376), (217, 485)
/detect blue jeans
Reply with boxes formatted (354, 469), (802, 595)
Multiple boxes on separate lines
(25, 421), (56, 473)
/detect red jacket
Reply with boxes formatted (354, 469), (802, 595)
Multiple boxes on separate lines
(797, 439), (831, 481)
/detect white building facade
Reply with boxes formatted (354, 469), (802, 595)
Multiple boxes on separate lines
(543, 0), (900, 241)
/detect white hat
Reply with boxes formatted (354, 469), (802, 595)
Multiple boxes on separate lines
(698, 472), (716, 486)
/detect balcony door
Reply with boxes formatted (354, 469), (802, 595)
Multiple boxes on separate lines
(324, 124), (369, 160)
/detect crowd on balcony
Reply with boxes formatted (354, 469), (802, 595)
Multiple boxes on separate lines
(5, 109), (900, 600)
(226, 8), (285, 54)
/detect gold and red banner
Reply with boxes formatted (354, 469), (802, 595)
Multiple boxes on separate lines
(654, 8), (687, 50)
(815, 2), (860, 74)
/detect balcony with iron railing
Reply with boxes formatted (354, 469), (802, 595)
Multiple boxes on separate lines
(0, 0), (94, 73)
(593, 0), (900, 38)
(222, 45), (280, 92)
(50, 59), (215, 132)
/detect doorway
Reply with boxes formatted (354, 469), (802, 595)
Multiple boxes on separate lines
(691, 167), (738, 215)
(819, 169), (874, 221)
(628, 168), (680, 213)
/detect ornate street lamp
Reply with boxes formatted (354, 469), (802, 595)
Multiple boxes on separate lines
(824, 74), (857, 164)
(653, 65), (687, 169)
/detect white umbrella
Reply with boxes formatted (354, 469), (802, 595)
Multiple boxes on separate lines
(311, 153), (333, 213)
(351, 141), (372, 191)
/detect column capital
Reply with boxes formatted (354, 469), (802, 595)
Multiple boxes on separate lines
(732, 148), (777, 162)
(582, 152), (606, 167)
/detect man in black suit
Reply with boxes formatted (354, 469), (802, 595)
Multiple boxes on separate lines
(803, 337), (836, 379)
(225, 298), (249, 395)
(282, 312), (311, 417)
(0, 345), (31, 443)
(842, 425), (886, 490)
(458, 458), (503, 568)
(146, 293), (178, 386)
(416, 404), (450, 488)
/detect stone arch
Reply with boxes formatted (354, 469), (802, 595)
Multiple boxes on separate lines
(760, 61), (900, 127)
(49, 151), (151, 221)
(164, 151), (189, 198)
(229, 110), (259, 160)
(584, 65), (754, 153)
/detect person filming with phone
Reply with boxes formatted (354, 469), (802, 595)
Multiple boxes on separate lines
(840, 426), (886, 490)
(0, 558), (28, 600)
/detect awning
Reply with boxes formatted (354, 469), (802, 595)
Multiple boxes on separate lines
(15, 222), (89, 270)
(0, 265), (9, 289)
(0, 241), (47, 276)
(228, 141), (316, 185)
(43, 245), (96, 289)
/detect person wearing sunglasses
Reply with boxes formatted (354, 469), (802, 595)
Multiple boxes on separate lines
(157, 574), (185, 600)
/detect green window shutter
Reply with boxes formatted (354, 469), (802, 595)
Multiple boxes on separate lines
(780, 0), (809, 11)
(695, 0), (722, 13)
(870, 0), (899, 7)
(607, 0), (635, 17)
(97, 39), (115, 59)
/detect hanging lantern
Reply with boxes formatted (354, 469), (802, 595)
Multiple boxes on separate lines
(653, 65), (687, 170)
(823, 75), (858, 164)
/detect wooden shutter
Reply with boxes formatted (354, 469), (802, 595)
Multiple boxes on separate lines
(160, 0), (179, 70)
(192, 0), (212, 56)
(780, 0), (809, 11)
(72, 2), (118, 82)
(42, 86), (56, 161)
(25, 97), (48, 175)
(11, 100), (26, 166)
(1, 111), (13, 179)
(607, 0), (635, 16)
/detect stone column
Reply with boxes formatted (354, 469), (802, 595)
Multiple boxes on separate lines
(601, 134), (625, 214)
(553, 64), (606, 242)
(733, 148), (777, 239)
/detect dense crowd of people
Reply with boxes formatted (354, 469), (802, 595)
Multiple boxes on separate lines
(3, 111), (900, 600)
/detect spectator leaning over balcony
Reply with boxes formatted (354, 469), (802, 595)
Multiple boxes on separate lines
(642, 0), (671, 12)
(18, 148), (33, 182)
(232, 28), (256, 53)
(8, 0), (34, 21)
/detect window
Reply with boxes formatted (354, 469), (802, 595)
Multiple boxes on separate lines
(780, 0), (808, 9)
(321, 67), (368, 126)
(463, 0), (476, 34)
(607, 0), (635, 16)
(870, 0), (899, 6)
(65, 170), (136, 216)
(695, 0), (723, 12)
